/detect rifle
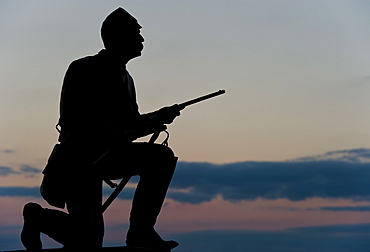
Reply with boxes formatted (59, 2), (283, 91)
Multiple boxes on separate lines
(148, 89), (226, 143)
(102, 89), (226, 212)
(177, 89), (226, 109)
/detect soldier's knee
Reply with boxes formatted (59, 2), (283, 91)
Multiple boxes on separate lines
(150, 144), (177, 169)
(153, 144), (175, 159)
(162, 146), (176, 159)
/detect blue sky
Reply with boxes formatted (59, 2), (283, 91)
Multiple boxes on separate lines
(1, 0), (370, 165)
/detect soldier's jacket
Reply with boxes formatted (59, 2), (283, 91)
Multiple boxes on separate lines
(59, 49), (141, 140)
(41, 49), (145, 208)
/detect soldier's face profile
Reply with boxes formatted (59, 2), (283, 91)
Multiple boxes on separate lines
(112, 25), (144, 60)
(126, 27), (144, 56)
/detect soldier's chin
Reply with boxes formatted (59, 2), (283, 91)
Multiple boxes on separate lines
(131, 51), (142, 59)
(137, 46), (144, 56)
(131, 49), (143, 58)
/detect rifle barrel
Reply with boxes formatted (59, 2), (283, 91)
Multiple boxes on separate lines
(178, 89), (225, 109)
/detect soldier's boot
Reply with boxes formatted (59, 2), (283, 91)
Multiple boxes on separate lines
(126, 226), (179, 249)
(21, 202), (71, 249)
(21, 202), (43, 249)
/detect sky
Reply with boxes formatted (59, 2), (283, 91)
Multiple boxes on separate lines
(1, 0), (370, 251)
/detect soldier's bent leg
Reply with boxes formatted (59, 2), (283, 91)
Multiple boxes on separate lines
(100, 142), (179, 248)
(129, 154), (177, 228)
(126, 144), (179, 248)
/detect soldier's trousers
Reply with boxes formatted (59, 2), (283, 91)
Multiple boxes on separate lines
(39, 142), (177, 248)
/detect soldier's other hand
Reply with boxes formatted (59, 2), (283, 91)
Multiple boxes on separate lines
(157, 104), (181, 124)
(153, 124), (167, 132)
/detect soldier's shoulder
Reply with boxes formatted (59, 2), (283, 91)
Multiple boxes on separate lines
(69, 53), (99, 68)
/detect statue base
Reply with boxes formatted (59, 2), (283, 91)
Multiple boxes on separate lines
(5, 246), (172, 252)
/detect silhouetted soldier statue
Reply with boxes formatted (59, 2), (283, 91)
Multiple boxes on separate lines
(21, 7), (180, 250)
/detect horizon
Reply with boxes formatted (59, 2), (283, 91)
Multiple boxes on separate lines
(2, 148), (370, 251)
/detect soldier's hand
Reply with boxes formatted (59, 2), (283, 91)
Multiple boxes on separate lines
(157, 104), (181, 124)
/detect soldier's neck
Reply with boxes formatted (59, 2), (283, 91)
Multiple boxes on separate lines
(104, 49), (129, 69)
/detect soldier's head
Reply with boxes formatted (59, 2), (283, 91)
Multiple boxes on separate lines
(101, 7), (144, 61)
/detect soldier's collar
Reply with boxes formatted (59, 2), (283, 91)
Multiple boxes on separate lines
(98, 49), (127, 71)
